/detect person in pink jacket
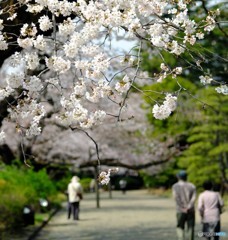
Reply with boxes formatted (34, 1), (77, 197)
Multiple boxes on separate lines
(198, 180), (224, 240)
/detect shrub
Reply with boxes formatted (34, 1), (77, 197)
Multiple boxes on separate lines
(55, 174), (72, 192)
(80, 178), (93, 193)
(25, 169), (57, 199)
(0, 179), (29, 229)
(0, 165), (57, 229)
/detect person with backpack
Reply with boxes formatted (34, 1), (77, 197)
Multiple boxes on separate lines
(67, 176), (83, 221)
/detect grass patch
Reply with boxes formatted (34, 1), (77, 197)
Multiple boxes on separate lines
(35, 213), (49, 224)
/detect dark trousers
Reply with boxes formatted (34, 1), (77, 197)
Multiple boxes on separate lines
(203, 221), (221, 240)
(68, 202), (80, 220)
(176, 211), (195, 240)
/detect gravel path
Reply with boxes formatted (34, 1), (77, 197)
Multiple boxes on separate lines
(34, 190), (228, 240)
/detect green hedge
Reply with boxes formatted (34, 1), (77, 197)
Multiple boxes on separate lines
(0, 165), (57, 229)
(80, 177), (93, 192)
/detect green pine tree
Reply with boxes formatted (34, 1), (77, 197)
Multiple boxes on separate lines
(178, 87), (228, 189)
(138, 0), (227, 189)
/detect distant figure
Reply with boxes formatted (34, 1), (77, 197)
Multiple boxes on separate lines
(198, 180), (224, 240)
(67, 176), (83, 220)
(90, 179), (95, 193)
(119, 179), (127, 194)
(172, 170), (196, 240)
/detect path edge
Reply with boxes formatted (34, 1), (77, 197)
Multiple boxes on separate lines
(27, 206), (61, 240)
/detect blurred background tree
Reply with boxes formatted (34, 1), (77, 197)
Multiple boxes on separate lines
(139, 0), (228, 190)
(178, 87), (228, 191)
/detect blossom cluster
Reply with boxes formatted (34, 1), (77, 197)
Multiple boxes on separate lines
(215, 85), (228, 95)
(199, 75), (213, 85)
(8, 98), (46, 137)
(0, 130), (5, 144)
(98, 170), (111, 185)
(157, 64), (183, 82)
(98, 168), (119, 185)
(152, 94), (177, 120)
(0, 0), (225, 141)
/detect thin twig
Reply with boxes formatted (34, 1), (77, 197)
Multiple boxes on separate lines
(70, 127), (100, 167)
(117, 41), (142, 121)
(20, 132), (31, 168)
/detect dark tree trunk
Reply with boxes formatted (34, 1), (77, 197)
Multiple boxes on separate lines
(0, 144), (15, 164)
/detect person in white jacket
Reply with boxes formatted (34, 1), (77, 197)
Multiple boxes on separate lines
(67, 176), (83, 220)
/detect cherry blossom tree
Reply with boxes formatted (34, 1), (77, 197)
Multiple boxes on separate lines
(1, 92), (177, 171)
(0, 0), (227, 183)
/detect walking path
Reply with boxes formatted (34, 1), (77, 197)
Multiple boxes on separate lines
(34, 190), (228, 240)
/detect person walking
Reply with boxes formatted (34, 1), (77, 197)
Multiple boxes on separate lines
(67, 176), (83, 220)
(198, 180), (224, 240)
(119, 179), (127, 194)
(172, 170), (196, 240)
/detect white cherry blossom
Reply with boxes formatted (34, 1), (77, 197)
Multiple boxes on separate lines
(215, 85), (228, 95)
(199, 75), (213, 85)
(33, 35), (47, 51)
(0, 130), (5, 144)
(38, 15), (53, 31)
(58, 18), (76, 36)
(17, 37), (33, 49)
(25, 52), (39, 70)
(0, 0), (225, 143)
(99, 168), (119, 185)
(23, 76), (43, 92)
(0, 34), (8, 50)
(46, 56), (71, 73)
(152, 94), (177, 120)
(115, 75), (131, 94)
(98, 170), (111, 185)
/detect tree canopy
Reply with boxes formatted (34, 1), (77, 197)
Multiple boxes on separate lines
(139, 0), (227, 188)
(0, 0), (227, 183)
